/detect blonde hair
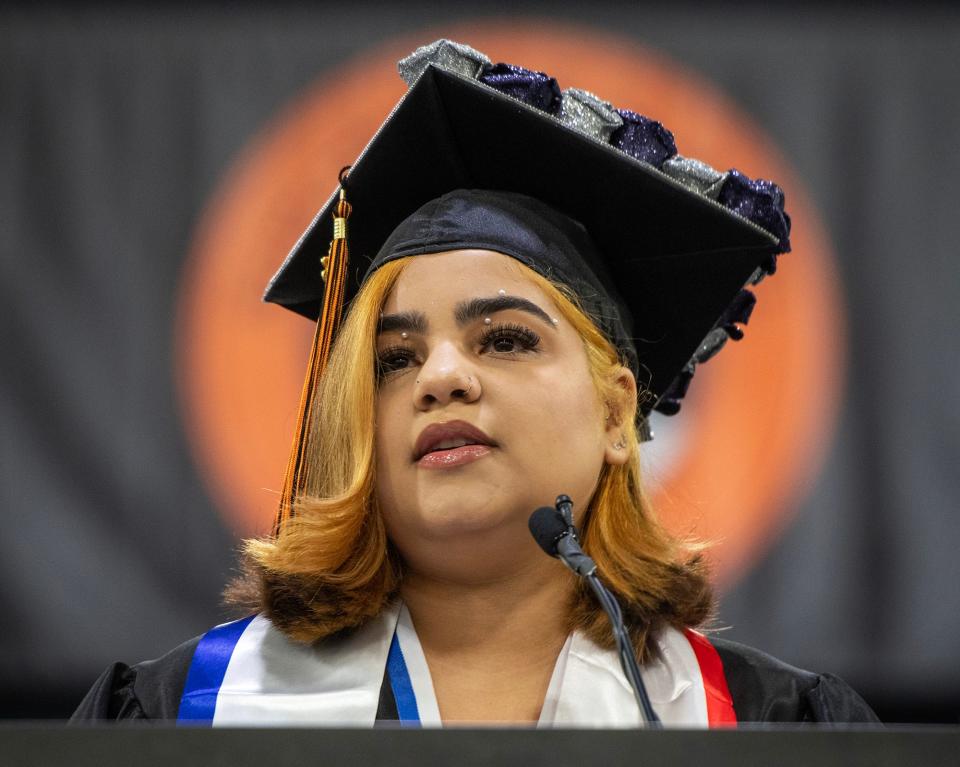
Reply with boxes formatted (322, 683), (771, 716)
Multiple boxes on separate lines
(230, 256), (712, 657)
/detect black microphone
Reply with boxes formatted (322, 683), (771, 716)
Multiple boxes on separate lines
(528, 498), (662, 727)
(529, 505), (596, 576)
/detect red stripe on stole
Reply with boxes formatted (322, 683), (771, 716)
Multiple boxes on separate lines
(683, 629), (738, 727)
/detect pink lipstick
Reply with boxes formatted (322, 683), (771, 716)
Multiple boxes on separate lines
(414, 420), (495, 469)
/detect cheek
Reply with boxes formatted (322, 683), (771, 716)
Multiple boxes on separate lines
(499, 365), (606, 459)
(373, 388), (408, 505)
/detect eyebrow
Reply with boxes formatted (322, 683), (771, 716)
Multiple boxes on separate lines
(454, 295), (555, 328)
(378, 294), (556, 337)
(378, 310), (428, 335)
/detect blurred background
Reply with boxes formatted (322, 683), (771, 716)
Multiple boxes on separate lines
(2, 2), (959, 723)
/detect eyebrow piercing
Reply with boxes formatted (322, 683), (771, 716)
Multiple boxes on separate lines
(483, 317), (492, 325)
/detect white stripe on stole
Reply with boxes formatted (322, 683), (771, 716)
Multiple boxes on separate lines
(211, 603), (400, 726)
(536, 626), (708, 727)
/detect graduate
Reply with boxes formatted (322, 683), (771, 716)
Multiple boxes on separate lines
(73, 40), (878, 726)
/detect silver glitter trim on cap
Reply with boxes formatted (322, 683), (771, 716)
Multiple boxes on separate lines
(398, 39), (491, 87)
(661, 156), (728, 200)
(558, 88), (623, 142)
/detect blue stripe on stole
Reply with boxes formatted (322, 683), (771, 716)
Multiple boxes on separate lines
(387, 632), (421, 726)
(177, 615), (256, 725)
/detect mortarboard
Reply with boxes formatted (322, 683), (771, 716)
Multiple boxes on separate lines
(265, 40), (791, 529)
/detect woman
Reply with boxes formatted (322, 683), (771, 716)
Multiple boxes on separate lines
(72, 40), (877, 726)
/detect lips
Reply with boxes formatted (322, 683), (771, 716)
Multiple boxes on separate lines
(413, 420), (496, 463)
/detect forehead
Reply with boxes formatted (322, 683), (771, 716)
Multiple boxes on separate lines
(382, 249), (553, 311)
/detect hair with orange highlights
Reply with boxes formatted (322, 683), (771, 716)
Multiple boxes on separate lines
(228, 256), (713, 658)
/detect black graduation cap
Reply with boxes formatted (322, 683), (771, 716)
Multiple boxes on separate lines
(264, 40), (789, 428)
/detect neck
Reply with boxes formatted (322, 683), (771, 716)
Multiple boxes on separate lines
(399, 555), (576, 722)
(401, 557), (574, 649)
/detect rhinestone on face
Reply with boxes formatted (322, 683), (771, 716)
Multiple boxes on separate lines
(498, 289), (506, 296)
(483, 317), (492, 325)
(401, 332), (409, 339)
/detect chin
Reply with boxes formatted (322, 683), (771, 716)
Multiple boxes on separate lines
(401, 493), (528, 541)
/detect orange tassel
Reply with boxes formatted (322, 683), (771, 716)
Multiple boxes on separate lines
(274, 177), (352, 536)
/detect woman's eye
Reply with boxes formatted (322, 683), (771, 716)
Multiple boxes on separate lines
(480, 323), (541, 355)
(377, 346), (415, 376)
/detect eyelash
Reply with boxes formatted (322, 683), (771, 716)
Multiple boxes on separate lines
(479, 323), (541, 355)
(376, 322), (542, 378)
(377, 344), (415, 378)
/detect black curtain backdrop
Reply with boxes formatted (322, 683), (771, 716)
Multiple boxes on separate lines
(2, 2), (959, 722)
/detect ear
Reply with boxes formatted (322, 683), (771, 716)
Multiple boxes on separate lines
(603, 366), (638, 466)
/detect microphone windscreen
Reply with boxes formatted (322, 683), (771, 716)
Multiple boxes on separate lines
(528, 506), (568, 557)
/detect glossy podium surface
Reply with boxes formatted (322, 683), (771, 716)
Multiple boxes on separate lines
(2, 725), (957, 766)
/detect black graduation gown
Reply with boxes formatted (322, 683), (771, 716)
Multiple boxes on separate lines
(69, 631), (878, 724)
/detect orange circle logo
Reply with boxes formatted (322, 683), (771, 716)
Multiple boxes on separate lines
(176, 22), (843, 589)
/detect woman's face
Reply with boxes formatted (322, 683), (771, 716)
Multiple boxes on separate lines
(374, 250), (628, 576)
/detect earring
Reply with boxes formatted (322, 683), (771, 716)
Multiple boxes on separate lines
(612, 439), (626, 451)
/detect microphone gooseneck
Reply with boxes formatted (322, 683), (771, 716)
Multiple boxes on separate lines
(528, 496), (662, 727)
(555, 493), (574, 527)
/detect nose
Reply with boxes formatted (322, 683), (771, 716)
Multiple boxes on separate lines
(414, 342), (481, 409)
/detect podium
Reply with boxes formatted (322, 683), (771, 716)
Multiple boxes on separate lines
(2, 726), (957, 766)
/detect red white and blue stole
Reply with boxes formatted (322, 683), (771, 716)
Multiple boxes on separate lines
(176, 602), (735, 727)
